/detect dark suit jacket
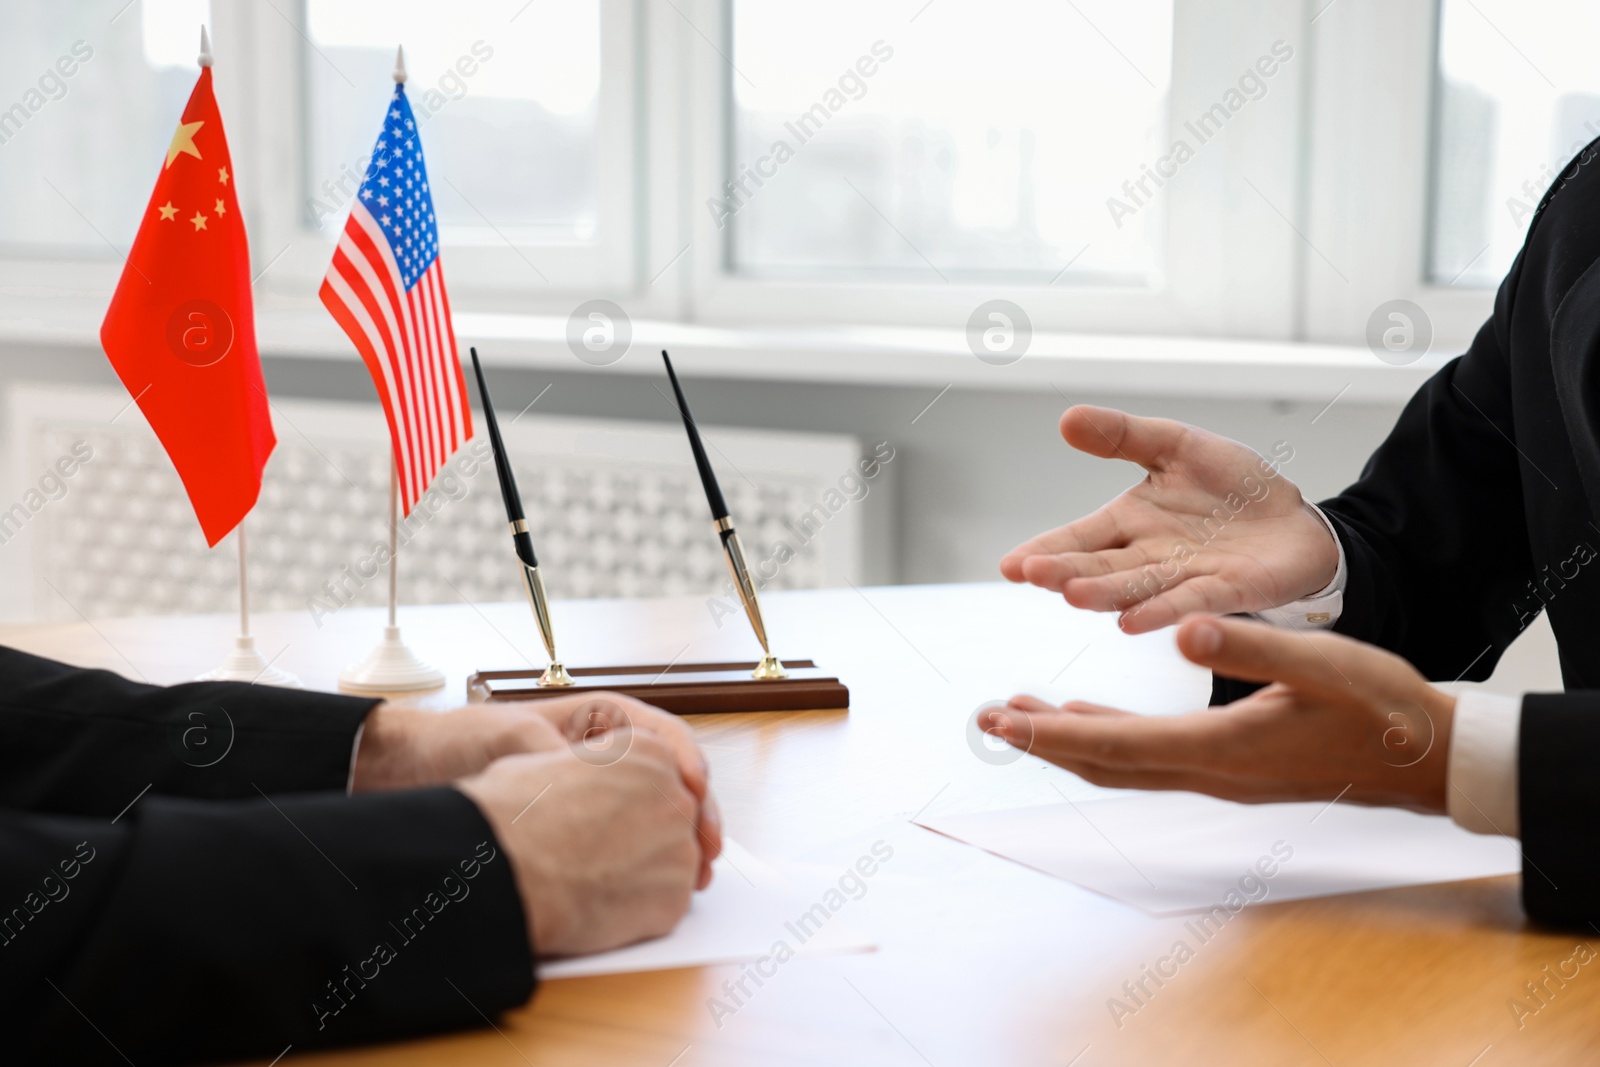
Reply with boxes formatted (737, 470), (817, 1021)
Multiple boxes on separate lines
(1214, 138), (1600, 929)
(0, 646), (534, 1065)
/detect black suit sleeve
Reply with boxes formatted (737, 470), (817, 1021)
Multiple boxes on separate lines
(0, 645), (379, 814)
(1212, 239), (1535, 707)
(1204, 139), (1600, 928)
(1519, 694), (1600, 926)
(0, 648), (538, 1063)
(1317, 294), (1532, 680)
(3, 788), (535, 1065)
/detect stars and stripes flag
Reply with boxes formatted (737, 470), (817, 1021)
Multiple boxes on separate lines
(320, 80), (471, 515)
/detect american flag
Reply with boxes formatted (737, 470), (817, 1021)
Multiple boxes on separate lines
(320, 81), (471, 515)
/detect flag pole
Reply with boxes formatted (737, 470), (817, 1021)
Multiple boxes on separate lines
(338, 453), (446, 693)
(197, 519), (301, 686)
(327, 43), (444, 694)
(388, 460), (399, 628)
(186, 23), (297, 687)
(238, 523), (250, 637)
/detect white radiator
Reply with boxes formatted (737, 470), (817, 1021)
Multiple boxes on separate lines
(3, 386), (867, 622)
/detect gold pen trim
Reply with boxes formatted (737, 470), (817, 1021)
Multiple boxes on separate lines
(509, 518), (529, 534)
(518, 561), (573, 687)
(718, 529), (787, 680)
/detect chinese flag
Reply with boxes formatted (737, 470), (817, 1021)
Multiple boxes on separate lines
(100, 66), (274, 547)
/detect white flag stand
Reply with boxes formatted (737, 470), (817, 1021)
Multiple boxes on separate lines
(338, 459), (445, 693)
(198, 523), (302, 687)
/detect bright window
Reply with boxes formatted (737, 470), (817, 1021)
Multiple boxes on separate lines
(1430, 0), (1600, 287)
(726, 0), (1174, 284)
(0, 1), (1511, 347)
(303, 0), (602, 249)
(0, 0), (210, 253)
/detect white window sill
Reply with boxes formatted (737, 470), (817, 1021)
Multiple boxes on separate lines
(0, 303), (1446, 405)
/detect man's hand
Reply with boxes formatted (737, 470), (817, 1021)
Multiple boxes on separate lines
(457, 733), (702, 958)
(990, 615), (1456, 813)
(999, 406), (1340, 634)
(353, 693), (721, 889)
(352, 702), (563, 792)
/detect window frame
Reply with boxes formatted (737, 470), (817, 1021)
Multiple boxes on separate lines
(1298, 0), (1495, 352)
(0, 0), (1508, 356)
(675, 0), (1313, 339)
(248, 0), (642, 313)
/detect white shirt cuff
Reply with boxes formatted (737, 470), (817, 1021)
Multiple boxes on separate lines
(1446, 690), (1521, 837)
(1253, 504), (1346, 631)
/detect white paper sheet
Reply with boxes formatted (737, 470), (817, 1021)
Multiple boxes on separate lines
(917, 791), (1522, 915)
(539, 841), (877, 979)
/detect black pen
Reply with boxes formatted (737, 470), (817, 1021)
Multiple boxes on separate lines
(662, 350), (786, 680)
(469, 347), (572, 687)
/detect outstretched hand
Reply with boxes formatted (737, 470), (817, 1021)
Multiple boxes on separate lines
(987, 615), (1456, 813)
(1000, 406), (1340, 634)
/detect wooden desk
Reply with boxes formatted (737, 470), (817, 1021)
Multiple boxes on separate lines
(4, 583), (1595, 1065)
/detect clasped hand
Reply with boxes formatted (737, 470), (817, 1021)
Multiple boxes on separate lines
(353, 692), (719, 957)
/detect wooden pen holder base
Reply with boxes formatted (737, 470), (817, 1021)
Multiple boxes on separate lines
(466, 659), (848, 714)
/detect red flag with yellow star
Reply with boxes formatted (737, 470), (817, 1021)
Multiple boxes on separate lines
(100, 65), (274, 547)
